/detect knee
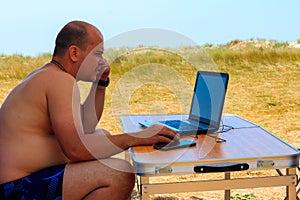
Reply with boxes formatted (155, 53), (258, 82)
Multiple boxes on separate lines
(113, 159), (135, 182)
(106, 159), (135, 190)
(101, 157), (133, 172)
(118, 159), (135, 174)
(120, 166), (136, 189)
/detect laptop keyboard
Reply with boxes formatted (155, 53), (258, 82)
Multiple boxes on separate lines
(159, 120), (199, 130)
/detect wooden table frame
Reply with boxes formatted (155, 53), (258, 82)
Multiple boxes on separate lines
(121, 114), (300, 200)
(132, 168), (298, 200)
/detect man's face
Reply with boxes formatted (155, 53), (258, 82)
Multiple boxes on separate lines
(77, 42), (107, 82)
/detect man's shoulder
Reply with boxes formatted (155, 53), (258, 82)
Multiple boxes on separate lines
(14, 67), (77, 103)
(38, 66), (75, 82)
(35, 68), (79, 100)
(26, 67), (76, 89)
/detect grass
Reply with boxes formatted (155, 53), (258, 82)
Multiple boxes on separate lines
(0, 43), (299, 199)
(103, 46), (300, 146)
(231, 192), (256, 200)
(1, 46), (299, 145)
(209, 48), (300, 143)
(0, 53), (52, 102)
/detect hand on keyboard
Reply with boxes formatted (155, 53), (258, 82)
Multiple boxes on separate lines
(133, 124), (180, 146)
(153, 139), (180, 150)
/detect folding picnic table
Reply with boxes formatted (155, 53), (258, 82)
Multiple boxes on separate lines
(121, 114), (300, 200)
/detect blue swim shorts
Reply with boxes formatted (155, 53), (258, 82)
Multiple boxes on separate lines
(0, 163), (66, 200)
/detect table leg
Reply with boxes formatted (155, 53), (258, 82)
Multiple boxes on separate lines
(139, 176), (150, 200)
(125, 150), (131, 162)
(224, 172), (231, 200)
(286, 168), (297, 200)
(297, 166), (300, 199)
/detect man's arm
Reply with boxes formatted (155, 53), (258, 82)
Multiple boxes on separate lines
(79, 124), (179, 159)
(81, 61), (110, 133)
(81, 83), (106, 134)
(47, 73), (179, 161)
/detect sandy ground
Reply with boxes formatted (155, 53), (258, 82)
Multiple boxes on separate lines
(131, 187), (288, 200)
(130, 186), (294, 199)
(129, 169), (300, 200)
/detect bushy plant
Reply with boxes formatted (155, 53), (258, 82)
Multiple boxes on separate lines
(231, 192), (256, 200)
(226, 39), (243, 46)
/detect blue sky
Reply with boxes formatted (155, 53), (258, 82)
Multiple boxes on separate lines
(0, 0), (299, 56)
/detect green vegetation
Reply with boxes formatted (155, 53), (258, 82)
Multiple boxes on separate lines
(207, 47), (300, 143)
(0, 53), (52, 80)
(0, 43), (299, 148)
(231, 192), (256, 200)
(0, 53), (52, 101)
(226, 39), (244, 46)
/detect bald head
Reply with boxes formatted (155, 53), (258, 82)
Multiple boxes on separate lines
(53, 21), (102, 57)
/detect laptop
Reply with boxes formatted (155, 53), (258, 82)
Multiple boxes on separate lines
(139, 70), (229, 135)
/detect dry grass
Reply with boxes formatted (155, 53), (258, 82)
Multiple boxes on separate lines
(0, 45), (299, 199)
(100, 47), (300, 145)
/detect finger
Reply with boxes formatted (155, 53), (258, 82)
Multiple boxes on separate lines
(158, 135), (173, 143)
(159, 126), (180, 141)
(147, 124), (179, 141)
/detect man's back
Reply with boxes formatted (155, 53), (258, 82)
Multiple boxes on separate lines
(0, 65), (69, 184)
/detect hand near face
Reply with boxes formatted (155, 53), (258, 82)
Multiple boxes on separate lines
(97, 59), (110, 81)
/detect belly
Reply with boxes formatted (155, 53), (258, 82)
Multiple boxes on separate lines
(0, 133), (69, 184)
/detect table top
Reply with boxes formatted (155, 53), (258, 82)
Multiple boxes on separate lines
(121, 114), (300, 174)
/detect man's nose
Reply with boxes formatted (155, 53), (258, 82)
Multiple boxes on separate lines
(99, 58), (107, 66)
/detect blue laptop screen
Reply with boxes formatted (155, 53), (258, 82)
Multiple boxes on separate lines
(189, 71), (229, 128)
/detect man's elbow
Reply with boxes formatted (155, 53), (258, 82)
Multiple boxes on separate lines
(64, 147), (94, 162)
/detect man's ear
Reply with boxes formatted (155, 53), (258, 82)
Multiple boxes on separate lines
(68, 45), (80, 62)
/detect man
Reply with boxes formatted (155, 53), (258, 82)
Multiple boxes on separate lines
(0, 21), (179, 199)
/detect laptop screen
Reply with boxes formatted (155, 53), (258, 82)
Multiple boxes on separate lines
(189, 71), (229, 128)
